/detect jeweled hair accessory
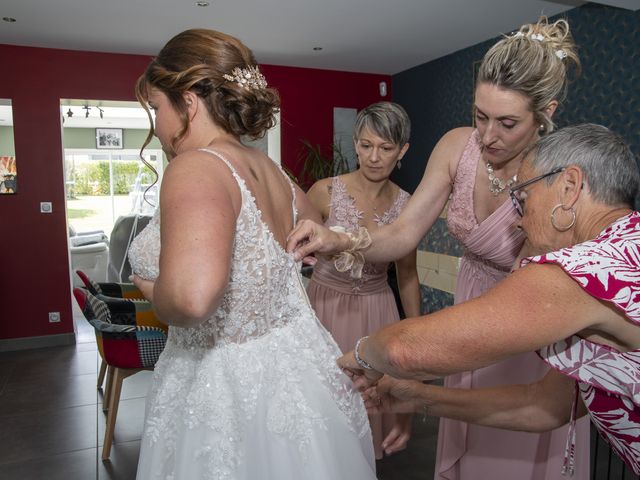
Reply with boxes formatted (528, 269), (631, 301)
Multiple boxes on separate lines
(222, 65), (267, 90)
(511, 31), (544, 41)
(511, 31), (566, 60)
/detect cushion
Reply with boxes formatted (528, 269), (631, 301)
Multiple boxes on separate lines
(74, 288), (166, 369)
(75, 269), (145, 299)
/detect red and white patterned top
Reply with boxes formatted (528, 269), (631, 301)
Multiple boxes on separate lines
(523, 211), (640, 475)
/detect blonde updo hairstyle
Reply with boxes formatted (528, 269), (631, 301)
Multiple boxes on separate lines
(477, 17), (580, 133)
(135, 28), (280, 155)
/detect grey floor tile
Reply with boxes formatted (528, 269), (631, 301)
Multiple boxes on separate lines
(0, 404), (98, 465)
(0, 447), (97, 480)
(98, 440), (140, 480)
(76, 341), (99, 352)
(118, 370), (152, 401)
(0, 362), (14, 396)
(3, 347), (99, 385)
(0, 372), (99, 416)
(98, 397), (146, 447)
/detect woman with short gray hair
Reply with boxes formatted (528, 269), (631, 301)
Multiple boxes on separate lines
(306, 101), (421, 460)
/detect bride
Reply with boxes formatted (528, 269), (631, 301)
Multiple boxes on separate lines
(129, 28), (376, 479)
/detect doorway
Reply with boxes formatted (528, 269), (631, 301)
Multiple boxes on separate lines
(61, 99), (165, 287)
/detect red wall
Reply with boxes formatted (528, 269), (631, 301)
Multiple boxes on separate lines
(0, 44), (390, 341)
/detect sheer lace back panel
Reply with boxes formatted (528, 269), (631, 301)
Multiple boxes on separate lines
(128, 148), (306, 348)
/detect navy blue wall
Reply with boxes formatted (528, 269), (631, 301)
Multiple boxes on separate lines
(391, 3), (639, 314)
(392, 3), (639, 195)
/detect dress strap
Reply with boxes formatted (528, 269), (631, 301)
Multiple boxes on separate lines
(198, 148), (243, 183)
(268, 157), (298, 225)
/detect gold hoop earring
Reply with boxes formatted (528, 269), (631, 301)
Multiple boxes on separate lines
(551, 204), (576, 232)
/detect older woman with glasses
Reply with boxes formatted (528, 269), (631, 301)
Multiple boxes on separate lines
(336, 124), (640, 475)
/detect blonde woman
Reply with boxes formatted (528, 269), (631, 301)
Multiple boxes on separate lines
(289, 18), (588, 480)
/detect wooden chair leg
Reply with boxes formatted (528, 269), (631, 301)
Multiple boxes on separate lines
(97, 359), (107, 389)
(103, 365), (115, 412)
(101, 368), (148, 460)
(102, 367), (124, 459)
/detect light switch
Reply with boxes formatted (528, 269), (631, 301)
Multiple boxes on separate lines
(40, 202), (53, 213)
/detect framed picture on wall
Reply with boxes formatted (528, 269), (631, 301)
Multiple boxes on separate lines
(0, 156), (17, 194)
(96, 128), (123, 149)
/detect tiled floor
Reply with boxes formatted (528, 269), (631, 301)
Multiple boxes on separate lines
(5, 301), (636, 479)
(0, 300), (437, 480)
(0, 304), (150, 480)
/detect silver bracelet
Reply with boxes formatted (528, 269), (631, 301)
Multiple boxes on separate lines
(354, 336), (373, 370)
(422, 403), (429, 423)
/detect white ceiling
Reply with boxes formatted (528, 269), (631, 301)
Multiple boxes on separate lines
(1, 0), (638, 129)
(0, 0), (601, 75)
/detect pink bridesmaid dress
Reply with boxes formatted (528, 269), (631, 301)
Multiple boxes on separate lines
(434, 130), (589, 480)
(307, 176), (410, 460)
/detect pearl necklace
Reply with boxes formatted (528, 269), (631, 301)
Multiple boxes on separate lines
(485, 162), (517, 196)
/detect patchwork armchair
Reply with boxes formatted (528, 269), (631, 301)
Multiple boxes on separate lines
(73, 286), (167, 460)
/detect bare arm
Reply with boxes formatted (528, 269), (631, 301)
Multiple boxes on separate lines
(294, 182), (323, 224)
(287, 128), (472, 262)
(148, 152), (240, 327)
(305, 178), (331, 222)
(363, 128), (469, 262)
(370, 368), (586, 433)
(345, 262), (629, 381)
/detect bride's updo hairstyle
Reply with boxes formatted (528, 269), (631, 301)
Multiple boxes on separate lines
(477, 17), (581, 133)
(136, 28), (280, 154)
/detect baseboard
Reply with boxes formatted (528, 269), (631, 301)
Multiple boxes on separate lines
(0, 333), (76, 352)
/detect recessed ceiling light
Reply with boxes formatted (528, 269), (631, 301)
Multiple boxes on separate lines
(2, 17), (16, 23)
(313, 47), (323, 51)
(195, 1), (210, 6)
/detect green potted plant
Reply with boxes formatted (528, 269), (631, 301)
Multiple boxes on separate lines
(297, 140), (352, 191)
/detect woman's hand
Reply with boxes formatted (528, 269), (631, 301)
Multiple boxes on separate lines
(131, 274), (155, 303)
(363, 376), (424, 415)
(381, 412), (413, 455)
(286, 219), (350, 262)
(337, 350), (384, 390)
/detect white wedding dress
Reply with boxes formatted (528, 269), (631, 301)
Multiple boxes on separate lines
(130, 149), (376, 480)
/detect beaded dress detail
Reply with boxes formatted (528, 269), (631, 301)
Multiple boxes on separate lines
(130, 150), (375, 480)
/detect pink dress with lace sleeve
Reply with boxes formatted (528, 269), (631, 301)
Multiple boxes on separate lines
(307, 176), (410, 459)
(525, 211), (640, 475)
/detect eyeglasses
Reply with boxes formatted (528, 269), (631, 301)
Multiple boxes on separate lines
(509, 167), (564, 217)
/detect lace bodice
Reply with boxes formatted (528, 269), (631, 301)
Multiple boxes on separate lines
(311, 176), (410, 293)
(128, 149), (307, 349)
(447, 130), (483, 243)
(447, 130), (523, 273)
(131, 150), (375, 479)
